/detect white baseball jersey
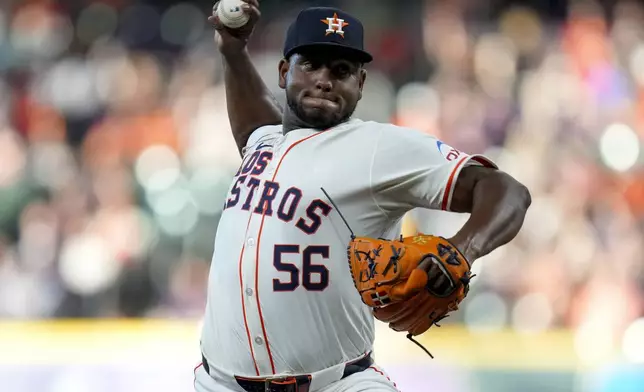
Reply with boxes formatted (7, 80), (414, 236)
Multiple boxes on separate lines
(200, 118), (496, 378)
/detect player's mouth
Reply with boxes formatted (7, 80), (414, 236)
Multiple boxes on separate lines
(302, 95), (340, 111)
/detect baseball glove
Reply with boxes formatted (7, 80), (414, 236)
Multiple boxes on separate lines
(347, 234), (473, 357)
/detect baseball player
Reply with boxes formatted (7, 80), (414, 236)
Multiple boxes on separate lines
(196, 3), (531, 392)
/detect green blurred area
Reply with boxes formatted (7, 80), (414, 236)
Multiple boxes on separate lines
(1, 320), (642, 391)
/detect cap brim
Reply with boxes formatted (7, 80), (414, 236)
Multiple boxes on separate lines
(286, 43), (373, 63)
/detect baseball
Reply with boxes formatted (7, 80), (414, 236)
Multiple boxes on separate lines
(216, 0), (250, 29)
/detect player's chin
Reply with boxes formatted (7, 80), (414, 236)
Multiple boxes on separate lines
(301, 109), (343, 129)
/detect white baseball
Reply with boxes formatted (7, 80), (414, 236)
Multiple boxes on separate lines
(216, 0), (250, 29)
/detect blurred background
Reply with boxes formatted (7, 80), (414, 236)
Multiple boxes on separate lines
(0, 0), (643, 391)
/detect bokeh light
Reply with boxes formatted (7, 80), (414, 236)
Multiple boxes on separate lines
(353, 70), (395, 123)
(35, 58), (100, 116)
(119, 5), (160, 46)
(160, 3), (206, 46)
(520, 196), (563, 247)
(474, 33), (518, 97)
(599, 123), (640, 172)
(10, 5), (74, 59)
(574, 321), (617, 366)
(622, 318), (644, 364)
(629, 44), (644, 85)
(76, 3), (119, 45)
(498, 6), (543, 54)
(135, 145), (182, 193)
(58, 233), (121, 296)
(395, 82), (440, 133)
(511, 292), (554, 334)
(0, 128), (27, 186)
(188, 168), (232, 216)
(30, 143), (78, 191)
(464, 291), (508, 332)
(150, 184), (199, 237)
(0, 9), (6, 45)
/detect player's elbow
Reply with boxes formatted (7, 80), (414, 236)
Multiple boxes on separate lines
(506, 175), (531, 211)
(498, 173), (532, 219)
(451, 166), (531, 214)
(481, 170), (532, 212)
(517, 182), (532, 211)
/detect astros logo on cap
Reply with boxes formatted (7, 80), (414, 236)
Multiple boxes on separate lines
(321, 13), (349, 37)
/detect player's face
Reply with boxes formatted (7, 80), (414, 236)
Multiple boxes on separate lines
(279, 50), (367, 130)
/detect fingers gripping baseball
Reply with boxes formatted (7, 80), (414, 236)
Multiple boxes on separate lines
(218, 0), (260, 27)
(208, 0), (261, 54)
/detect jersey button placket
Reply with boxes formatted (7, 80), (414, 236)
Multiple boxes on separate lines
(242, 217), (272, 373)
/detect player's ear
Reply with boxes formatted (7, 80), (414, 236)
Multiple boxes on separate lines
(358, 68), (367, 100)
(278, 58), (289, 89)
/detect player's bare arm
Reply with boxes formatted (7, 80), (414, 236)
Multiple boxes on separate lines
(447, 166), (532, 263)
(208, 0), (283, 155)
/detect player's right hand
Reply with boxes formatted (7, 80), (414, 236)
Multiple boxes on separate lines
(208, 0), (260, 57)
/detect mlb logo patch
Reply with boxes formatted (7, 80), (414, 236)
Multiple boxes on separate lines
(436, 140), (462, 162)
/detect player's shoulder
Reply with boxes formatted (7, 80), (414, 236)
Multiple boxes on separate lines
(349, 120), (441, 146)
(350, 119), (435, 136)
(243, 124), (282, 155)
(353, 120), (467, 163)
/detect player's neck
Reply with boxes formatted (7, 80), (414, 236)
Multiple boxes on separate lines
(281, 123), (303, 134)
(281, 111), (319, 134)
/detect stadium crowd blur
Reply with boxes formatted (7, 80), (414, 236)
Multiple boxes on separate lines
(0, 0), (643, 362)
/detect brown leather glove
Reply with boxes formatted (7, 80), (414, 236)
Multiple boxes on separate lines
(348, 234), (473, 338)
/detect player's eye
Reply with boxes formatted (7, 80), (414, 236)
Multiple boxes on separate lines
(301, 59), (319, 71)
(338, 64), (350, 75)
(333, 63), (352, 78)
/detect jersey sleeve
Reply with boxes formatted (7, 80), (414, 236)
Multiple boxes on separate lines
(369, 126), (497, 215)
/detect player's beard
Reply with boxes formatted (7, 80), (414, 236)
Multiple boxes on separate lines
(287, 94), (355, 130)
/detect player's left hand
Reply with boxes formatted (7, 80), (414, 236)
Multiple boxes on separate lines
(347, 234), (473, 337)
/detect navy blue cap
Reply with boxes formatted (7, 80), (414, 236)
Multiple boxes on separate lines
(283, 7), (373, 63)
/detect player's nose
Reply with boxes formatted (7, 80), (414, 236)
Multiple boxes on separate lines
(314, 68), (333, 92)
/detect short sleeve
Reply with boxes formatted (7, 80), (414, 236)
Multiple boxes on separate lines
(369, 126), (497, 215)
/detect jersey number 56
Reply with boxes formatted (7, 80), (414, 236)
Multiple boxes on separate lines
(273, 245), (329, 292)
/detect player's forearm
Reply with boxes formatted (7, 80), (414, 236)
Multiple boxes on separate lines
(448, 172), (531, 264)
(223, 49), (283, 154)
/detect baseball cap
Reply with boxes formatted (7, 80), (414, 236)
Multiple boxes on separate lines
(283, 7), (373, 64)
